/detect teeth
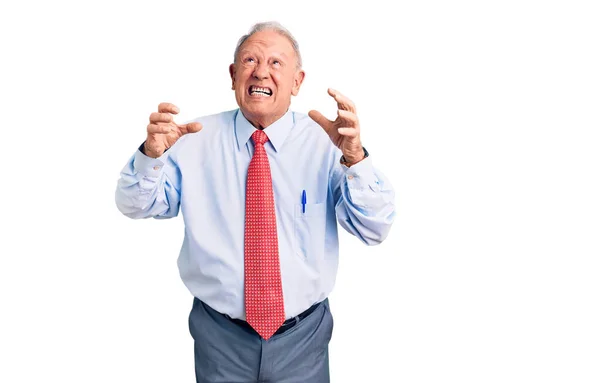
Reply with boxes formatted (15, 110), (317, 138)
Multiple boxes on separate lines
(250, 86), (272, 95)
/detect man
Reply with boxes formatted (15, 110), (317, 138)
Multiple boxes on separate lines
(115, 21), (395, 383)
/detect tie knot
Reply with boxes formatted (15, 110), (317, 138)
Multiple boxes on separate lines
(251, 130), (269, 146)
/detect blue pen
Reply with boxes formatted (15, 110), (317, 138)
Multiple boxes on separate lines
(302, 190), (306, 214)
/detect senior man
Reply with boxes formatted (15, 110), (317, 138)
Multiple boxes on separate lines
(115, 21), (395, 383)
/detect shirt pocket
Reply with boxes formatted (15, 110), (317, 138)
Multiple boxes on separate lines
(293, 202), (327, 260)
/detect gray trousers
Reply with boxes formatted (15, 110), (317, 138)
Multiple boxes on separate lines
(188, 297), (334, 383)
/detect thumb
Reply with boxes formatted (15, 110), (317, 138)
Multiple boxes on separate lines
(180, 121), (203, 134)
(308, 110), (332, 131)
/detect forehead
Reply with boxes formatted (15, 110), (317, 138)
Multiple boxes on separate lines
(240, 30), (295, 56)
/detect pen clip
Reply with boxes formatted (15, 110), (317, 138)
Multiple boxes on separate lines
(302, 190), (306, 214)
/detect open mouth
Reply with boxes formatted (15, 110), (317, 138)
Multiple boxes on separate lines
(248, 85), (273, 97)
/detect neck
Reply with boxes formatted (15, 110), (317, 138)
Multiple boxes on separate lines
(242, 109), (288, 129)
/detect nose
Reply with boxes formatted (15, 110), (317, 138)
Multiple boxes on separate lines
(252, 62), (269, 80)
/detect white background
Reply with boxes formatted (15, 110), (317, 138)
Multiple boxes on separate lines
(1, 0), (599, 382)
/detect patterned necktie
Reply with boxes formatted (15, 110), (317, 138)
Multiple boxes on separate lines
(244, 129), (285, 340)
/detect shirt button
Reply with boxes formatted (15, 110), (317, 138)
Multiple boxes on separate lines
(153, 165), (161, 171)
(348, 175), (354, 180)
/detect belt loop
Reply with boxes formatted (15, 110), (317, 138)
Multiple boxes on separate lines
(294, 316), (300, 325)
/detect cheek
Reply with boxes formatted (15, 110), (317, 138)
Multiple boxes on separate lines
(235, 69), (252, 86)
(272, 72), (286, 88)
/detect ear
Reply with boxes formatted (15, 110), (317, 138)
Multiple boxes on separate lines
(229, 64), (236, 90)
(291, 69), (305, 96)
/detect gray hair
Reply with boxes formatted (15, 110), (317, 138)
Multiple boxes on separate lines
(233, 21), (303, 69)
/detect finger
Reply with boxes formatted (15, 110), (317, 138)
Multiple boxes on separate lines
(147, 123), (171, 134)
(308, 110), (333, 130)
(149, 112), (174, 123)
(179, 121), (203, 134)
(158, 102), (180, 114)
(337, 109), (360, 127)
(337, 127), (360, 137)
(328, 88), (356, 113)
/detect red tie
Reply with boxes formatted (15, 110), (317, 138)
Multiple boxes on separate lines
(244, 130), (285, 340)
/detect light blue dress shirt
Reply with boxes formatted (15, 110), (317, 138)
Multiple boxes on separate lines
(115, 109), (395, 320)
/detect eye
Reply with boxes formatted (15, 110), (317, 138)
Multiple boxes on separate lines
(244, 57), (255, 64)
(272, 60), (281, 66)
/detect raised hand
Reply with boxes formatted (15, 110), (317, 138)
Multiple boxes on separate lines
(144, 103), (203, 158)
(308, 89), (364, 165)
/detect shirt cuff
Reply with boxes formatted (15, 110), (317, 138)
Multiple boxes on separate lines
(341, 156), (380, 191)
(134, 142), (168, 177)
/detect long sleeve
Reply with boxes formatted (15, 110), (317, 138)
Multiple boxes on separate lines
(115, 146), (182, 219)
(329, 154), (396, 245)
(112, 110), (394, 319)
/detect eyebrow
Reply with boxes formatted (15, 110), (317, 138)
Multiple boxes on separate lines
(239, 49), (290, 61)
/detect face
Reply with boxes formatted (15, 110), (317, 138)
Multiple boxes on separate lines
(229, 30), (305, 128)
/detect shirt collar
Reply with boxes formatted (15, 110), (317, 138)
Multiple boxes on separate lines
(234, 109), (294, 153)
